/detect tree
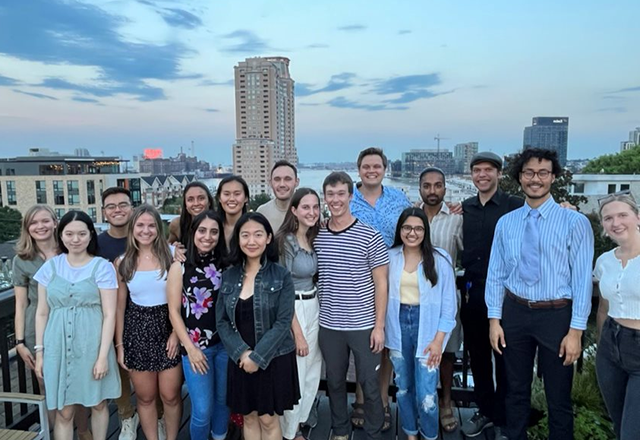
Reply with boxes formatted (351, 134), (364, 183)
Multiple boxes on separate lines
(161, 196), (182, 215)
(582, 145), (640, 174)
(0, 206), (22, 242)
(249, 193), (271, 211)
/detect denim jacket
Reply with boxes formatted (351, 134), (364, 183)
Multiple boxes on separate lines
(215, 260), (295, 370)
(385, 246), (457, 358)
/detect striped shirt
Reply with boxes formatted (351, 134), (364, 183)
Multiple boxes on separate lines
(485, 197), (594, 330)
(315, 219), (389, 330)
(423, 202), (464, 264)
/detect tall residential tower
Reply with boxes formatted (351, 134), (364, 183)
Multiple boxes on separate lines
(232, 57), (297, 195)
(523, 117), (569, 166)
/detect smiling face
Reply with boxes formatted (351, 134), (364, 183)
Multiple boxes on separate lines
(193, 217), (220, 254)
(471, 162), (501, 195)
(420, 172), (446, 207)
(61, 220), (91, 254)
(239, 219), (271, 260)
(271, 165), (299, 201)
(358, 154), (386, 188)
(520, 158), (555, 201)
(292, 194), (320, 229)
(133, 213), (159, 246)
(28, 209), (57, 242)
(400, 215), (426, 250)
(324, 182), (352, 219)
(102, 192), (132, 227)
(219, 181), (248, 216)
(185, 186), (210, 217)
(601, 200), (640, 244)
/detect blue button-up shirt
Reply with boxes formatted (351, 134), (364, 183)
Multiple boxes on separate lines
(351, 184), (412, 247)
(485, 197), (594, 330)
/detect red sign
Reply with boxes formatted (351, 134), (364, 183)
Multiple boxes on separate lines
(144, 148), (163, 159)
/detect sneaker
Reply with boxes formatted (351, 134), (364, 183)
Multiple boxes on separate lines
(461, 411), (493, 437)
(157, 417), (167, 440)
(119, 413), (139, 440)
(494, 426), (508, 440)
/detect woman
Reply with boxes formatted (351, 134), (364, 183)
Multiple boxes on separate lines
(168, 182), (215, 245)
(34, 211), (120, 440)
(385, 208), (457, 440)
(216, 212), (300, 440)
(594, 192), (640, 440)
(167, 210), (230, 440)
(115, 205), (182, 440)
(215, 175), (250, 248)
(275, 188), (321, 440)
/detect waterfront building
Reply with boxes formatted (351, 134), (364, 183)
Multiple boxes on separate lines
(523, 117), (569, 166)
(139, 152), (210, 175)
(454, 142), (479, 173)
(401, 149), (455, 177)
(232, 56), (297, 195)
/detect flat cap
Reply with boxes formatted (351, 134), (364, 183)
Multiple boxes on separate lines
(470, 151), (502, 171)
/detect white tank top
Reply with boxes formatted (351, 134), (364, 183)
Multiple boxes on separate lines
(127, 269), (168, 307)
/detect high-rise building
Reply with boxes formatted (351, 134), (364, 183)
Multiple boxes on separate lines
(401, 149), (455, 177)
(620, 127), (640, 151)
(523, 117), (569, 166)
(454, 142), (479, 173)
(232, 57), (297, 195)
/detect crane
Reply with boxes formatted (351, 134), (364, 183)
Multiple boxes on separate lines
(434, 134), (450, 155)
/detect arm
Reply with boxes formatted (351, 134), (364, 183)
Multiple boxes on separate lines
(279, 238), (308, 356)
(114, 259), (129, 370)
(13, 285), (35, 370)
(215, 278), (251, 365)
(93, 286), (117, 380)
(34, 284), (50, 379)
(370, 263), (388, 354)
(168, 217), (180, 245)
(596, 296), (609, 343)
(486, 221), (509, 354)
(425, 253), (457, 367)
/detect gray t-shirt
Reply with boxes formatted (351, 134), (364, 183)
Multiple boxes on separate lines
(257, 199), (288, 232)
(280, 234), (317, 292)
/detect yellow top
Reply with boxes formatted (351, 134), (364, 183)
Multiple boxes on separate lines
(400, 269), (420, 305)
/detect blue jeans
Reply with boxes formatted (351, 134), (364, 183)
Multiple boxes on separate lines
(389, 305), (439, 440)
(182, 343), (230, 440)
(596, 318), (640, 440)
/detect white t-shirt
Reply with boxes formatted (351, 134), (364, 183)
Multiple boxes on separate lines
(594, 248), (640, 320)
(34, 254), (118, 289)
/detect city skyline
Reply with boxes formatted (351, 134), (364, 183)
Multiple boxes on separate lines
(0, 0), (639, 164)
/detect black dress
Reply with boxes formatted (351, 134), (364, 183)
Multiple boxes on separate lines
(227, 296), (300, 416)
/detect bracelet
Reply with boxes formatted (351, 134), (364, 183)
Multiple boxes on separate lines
(15, 339), (25, 346)
(34, 345), (44, 352)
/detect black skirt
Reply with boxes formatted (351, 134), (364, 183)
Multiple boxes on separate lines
(227, 296), (300, 416)
(123, 301), (181, 372)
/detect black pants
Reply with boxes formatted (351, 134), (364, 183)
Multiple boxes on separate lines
(502, 293), (574, 440)
(460, 282), (506, 426)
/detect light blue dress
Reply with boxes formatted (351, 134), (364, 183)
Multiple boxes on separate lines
(41, 259), (121, 409)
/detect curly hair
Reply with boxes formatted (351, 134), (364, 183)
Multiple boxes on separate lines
(508, 148), (562, 184)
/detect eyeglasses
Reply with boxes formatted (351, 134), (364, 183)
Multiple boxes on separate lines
(521, 169), (552, 180)
(104, 202), (132, 211)
(598, 189), (634, 207)
(401, 225), (426, 234)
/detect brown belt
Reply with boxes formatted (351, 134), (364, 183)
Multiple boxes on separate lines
(507, 290), (571, 309)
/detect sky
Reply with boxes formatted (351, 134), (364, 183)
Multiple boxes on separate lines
(0, 0), (639, 165)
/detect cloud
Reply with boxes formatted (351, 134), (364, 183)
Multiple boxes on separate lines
(199, 79), (234, 87)
(337, 24), (367, 32)
(0, 74), (20, 86)
(327, 97), (408, 112)
(220, 30), (270, 54)
(36, 77), (166, 101)
(611, 86), (640, 93)
(0, 0), (195, 101)
(204, 108), (219, 112)
(306, 43), (329, 49)
(398, 30), (412, 35)
(597, 107), (627, 113)
(72, 96), (101, 103)
(157, 8), (202, 29)
(373, 74), (447, 103)
(12, 89), (58, 100)
(296, 72), (357, 97)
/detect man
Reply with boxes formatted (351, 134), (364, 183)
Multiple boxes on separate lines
(486, 148), (594, 440)
(257, 160), (300, 231)
(460, 152), (523, 439)
(316, 171), (389, 440)
(98, 188), (165, 440)
(418, 167), (463, 434)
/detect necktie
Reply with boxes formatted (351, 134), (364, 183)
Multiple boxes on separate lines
(520, 209), (541, 285)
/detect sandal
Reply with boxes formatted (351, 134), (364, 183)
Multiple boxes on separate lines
(439, 404), (458, 433)
(382, 405), (391, 432)
(351, 402), (365, 428)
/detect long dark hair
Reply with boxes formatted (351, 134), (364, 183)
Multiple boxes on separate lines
(228, 212), (279, 266)
(179, 182), (214, 244)
(184, 210), (228, 270)
(392, 207), (443, 286)
(275, 188), (321, 252)
(58, 210), (99, 256)
(215, 175), (250, 226)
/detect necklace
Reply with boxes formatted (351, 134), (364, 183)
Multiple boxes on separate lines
(140, 253), (154, 260)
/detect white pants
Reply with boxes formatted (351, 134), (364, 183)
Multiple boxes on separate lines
(281, 292), (322, 439)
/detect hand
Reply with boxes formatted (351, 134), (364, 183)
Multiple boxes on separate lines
(166, 332), (180, 359)
(172, 243), (186, 263)
(295, 335), (309, 357)
(559, 201), (577, 211)
(17, 345), (36, 370)
(187, 345), (209, 374)
(239, 351), (259, 374)
(35, 353), (44, 380)
(423, 340), (443, 368)
(489, 319), (506, 355)
(370, 326), (385, 354)
(446, 201), (463, 215)
(559, 329), (582, 366)
(117, 345), (129, 372)
(93, 356), (108, 380)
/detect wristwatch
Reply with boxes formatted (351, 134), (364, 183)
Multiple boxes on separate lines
(15, 339), (25, 346)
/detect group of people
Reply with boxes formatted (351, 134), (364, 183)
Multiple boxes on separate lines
(11, 146), (639, 440)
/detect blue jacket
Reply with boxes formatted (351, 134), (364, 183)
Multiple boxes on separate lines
(385, 246), (457, 358)
(216, 260), (295, 370)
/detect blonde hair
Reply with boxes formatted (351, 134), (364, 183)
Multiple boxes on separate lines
(15, 205), (58, 260)
(598, 194), (639, 218)
(118, 204), (173, 282)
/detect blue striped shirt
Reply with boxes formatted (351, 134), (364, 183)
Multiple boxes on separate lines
(485, 197), (594, 330)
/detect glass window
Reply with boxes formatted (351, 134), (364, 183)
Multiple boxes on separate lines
(572, 183), (585, 194)
(6, 181), (16, 205)
(86, 180), (96, 205)
(67, 180), (80, 205)
(608, 184), (617, 194)
(35, 180), (47, 204)
(55, 208), (65, 219)
(88, 207), (97, 222)
(53, 180), (65, 205)
(620, 184), (630, 191)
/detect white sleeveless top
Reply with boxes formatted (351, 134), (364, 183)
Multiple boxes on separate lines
(127, 269), (168, 307)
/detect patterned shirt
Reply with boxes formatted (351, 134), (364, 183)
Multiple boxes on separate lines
(423, 202), (464, 264)
(485, 197), (594, 330)
(351, 184), (412, 247)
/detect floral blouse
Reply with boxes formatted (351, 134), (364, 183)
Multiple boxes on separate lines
(181, 253), (222, 352)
